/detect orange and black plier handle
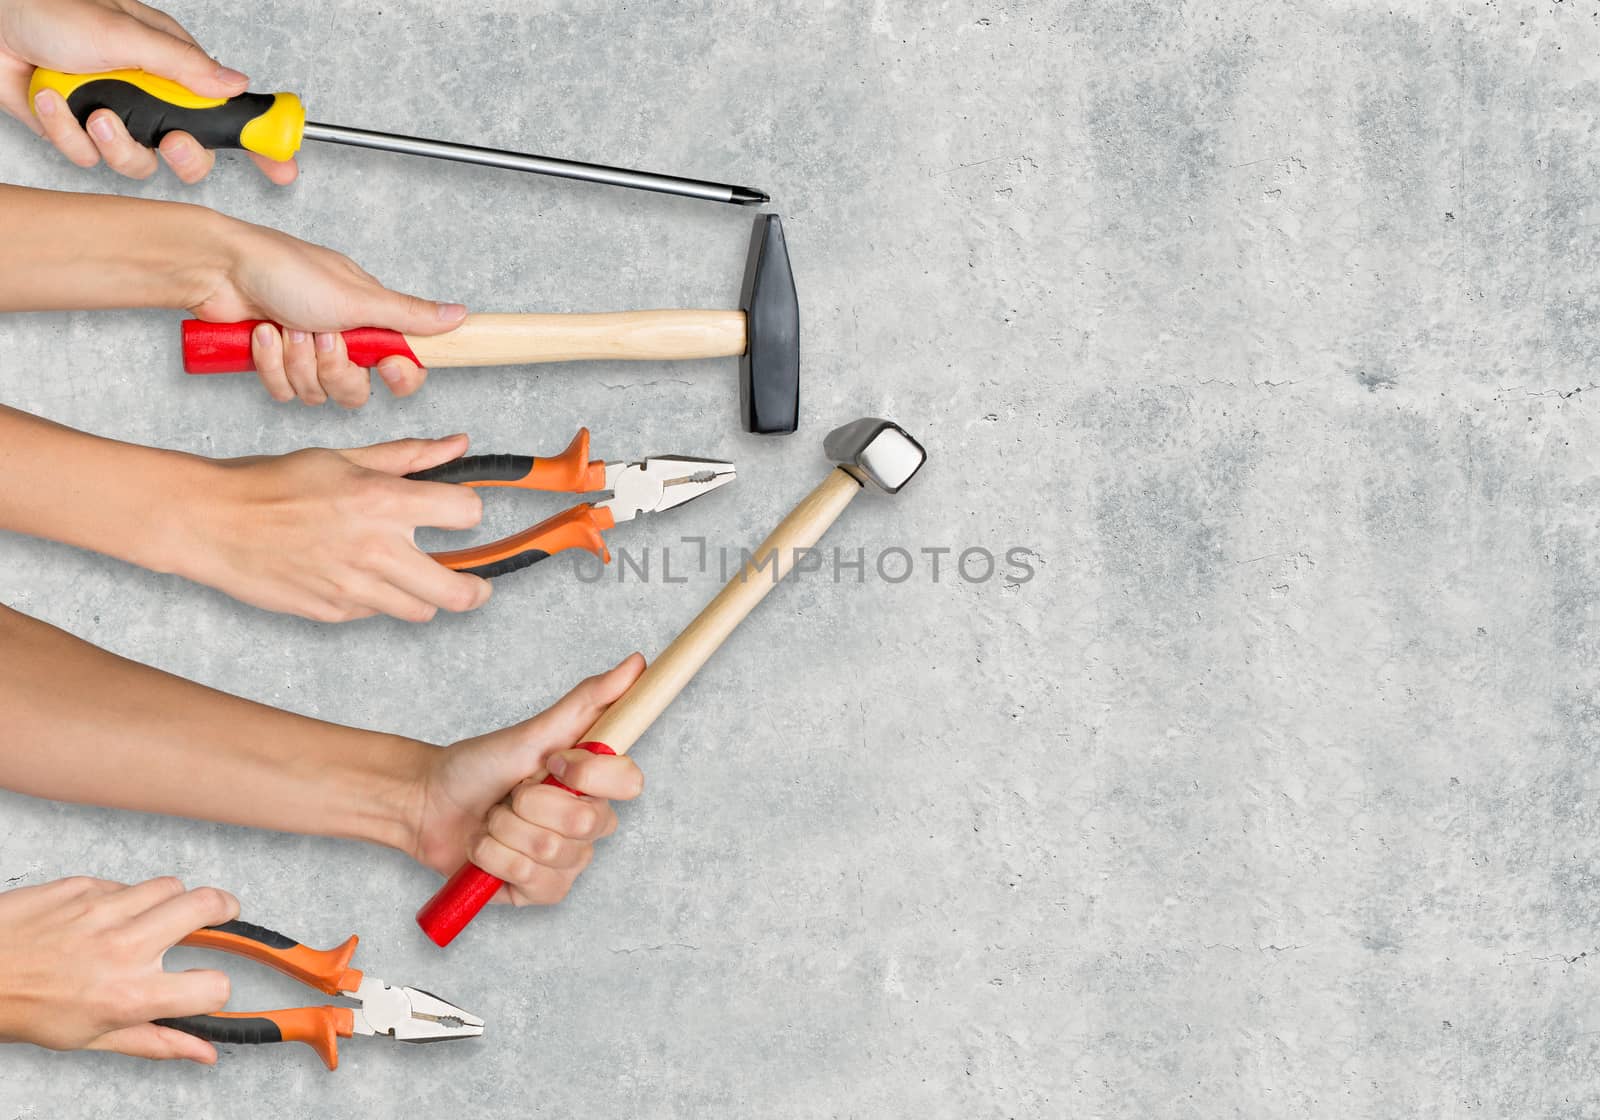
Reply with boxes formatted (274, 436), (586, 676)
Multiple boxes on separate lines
(408, 427), (615, 579)
(154, 919), (363, 1070)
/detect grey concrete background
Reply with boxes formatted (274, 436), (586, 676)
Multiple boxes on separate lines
(1, 0), (1598, 1115)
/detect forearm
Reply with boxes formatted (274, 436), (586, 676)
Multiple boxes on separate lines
(0, 185), (233, 310)
(0, 603), (432, 849)
(0, 405), (202, 573)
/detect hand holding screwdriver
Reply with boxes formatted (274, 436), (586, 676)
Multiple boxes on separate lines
(0, 0), (293, 183)
(22, 55), (769, 203)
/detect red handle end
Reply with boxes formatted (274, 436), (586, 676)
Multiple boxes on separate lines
(414, 742), (617, 948)
(416, 864), (503, 947)
(182, 320), (419, 375)
(183, 319), (263, 374)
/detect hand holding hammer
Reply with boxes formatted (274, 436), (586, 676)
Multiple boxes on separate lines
(186, 217), (801, 434)
(417, 418), (927, 946)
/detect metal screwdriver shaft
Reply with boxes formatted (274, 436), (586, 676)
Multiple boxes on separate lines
(301, 121), (769, 205)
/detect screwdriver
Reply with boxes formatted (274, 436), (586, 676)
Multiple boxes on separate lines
(28, 68), (770, 206)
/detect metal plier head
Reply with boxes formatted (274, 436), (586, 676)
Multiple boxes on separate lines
(599, 455), (737, 524)
(349, 976), (485, 1043)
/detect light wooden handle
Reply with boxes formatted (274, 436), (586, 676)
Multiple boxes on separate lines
(583, 468), (865, 754)
(407, 310), (747, 367)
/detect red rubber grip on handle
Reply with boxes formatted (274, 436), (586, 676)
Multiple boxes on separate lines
(182, 320), (419, 374)
(416, 742), (616, 948)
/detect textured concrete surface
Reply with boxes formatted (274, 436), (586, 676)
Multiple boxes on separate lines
(3, 0), (1600, 1115)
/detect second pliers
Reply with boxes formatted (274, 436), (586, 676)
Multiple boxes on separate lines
(156, 919), (482, 1069)
(407, 428), (735, 579)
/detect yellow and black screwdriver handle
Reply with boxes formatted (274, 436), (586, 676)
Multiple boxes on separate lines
(28, 69), (305, 162)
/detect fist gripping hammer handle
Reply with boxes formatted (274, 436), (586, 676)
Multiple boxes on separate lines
(29, 68), (769, 205)
(415, 743), (618, 946)
(416, 469), (870, 946)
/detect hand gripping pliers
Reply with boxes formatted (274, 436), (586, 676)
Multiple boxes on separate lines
(155, 919), (483, 1069)
(407, 428), (736, 579)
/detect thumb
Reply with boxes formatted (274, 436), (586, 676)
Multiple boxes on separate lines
(87, 1023), (218, 1064)
(115, 18), (248, 99)
(437, 655), (644, 817)
(350, 280), (468, 338)
(341, 434), (470, 476)
(516, 654), (648, 763)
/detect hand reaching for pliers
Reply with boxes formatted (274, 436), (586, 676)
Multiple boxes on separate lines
(0, 877), (239, 1063)
(0, 406), (492, 624)
(177, 433), (494, 624)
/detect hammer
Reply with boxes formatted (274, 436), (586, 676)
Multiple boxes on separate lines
(416, 417), (927, 946)
(183, 216), (802, 435)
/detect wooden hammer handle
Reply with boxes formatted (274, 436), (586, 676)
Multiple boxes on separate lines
(416, 467), (864, 947)
(409, 310), (747, 366)
(583, 466), (863, 751)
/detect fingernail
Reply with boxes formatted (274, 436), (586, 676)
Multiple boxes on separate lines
(33, 91), (55, 117)
(287, 329), (308, 344)
(377, 361), (403, 387)
(437, 303), (467, 323)
(89, 115), (115, 142)
(253, 323), (277, 347)
(314, 332), (334, 353)
(166, 138), (195, 166)
(546, 754), (568, 779)
(215, 66), (249, 85)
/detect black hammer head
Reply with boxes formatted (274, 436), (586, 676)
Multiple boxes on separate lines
(822, 418), (926, 494)
(739, 215), (800, 435)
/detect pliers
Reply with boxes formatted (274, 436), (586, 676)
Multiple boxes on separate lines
(155, 919), (483, 1070)
(407, 427), (736, 579)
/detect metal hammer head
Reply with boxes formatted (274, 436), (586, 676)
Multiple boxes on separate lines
(823, 418), (926, 494)
(739, 215), (800, 435)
